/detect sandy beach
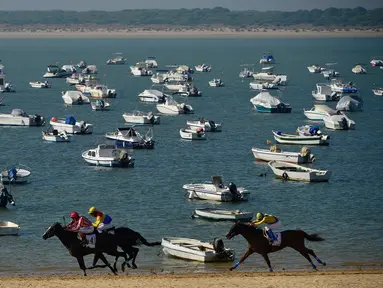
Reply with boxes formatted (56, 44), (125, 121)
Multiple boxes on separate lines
(0, 270), (382, 288)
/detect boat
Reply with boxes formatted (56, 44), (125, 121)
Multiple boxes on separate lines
(161, 237), (235, 262)
(138, 89), (167, 103)
(81, 65), (98, 75)
(77, 60), (87, 69)
(307, 65), (326, 73)
(66, 73), (89, 85)
(43, 64), (76, 78)
(130, 65), (153, 76)
(330, 80), (358, 94)
(251, 146), (315, 164)
(312, 83), (338, 101)
(192, 208), (254, 222)
(373, 88), (383, 96)
(208, 79), (224, 87)
(62, 91), (90, 105)
(253, 68), (287, 85)
(268, 161), (331, 182)
(29, 81), (51, 88)
(195, 63), (211, 72)
(0, 65), (16, 93)
(156, 95), (194, 115)
(352, 65), (367, 74)
(144, 57), (158, 68)
(183, 176), (249, 202)
(122, 111), (160, 125)
(50, 116), (93, 134)
(91, 99), (110, 111)
(272, 130), (330, 145)
(259, 53), (275, 64)
(370, 59), (383, 67)
(173, 83), (202, 97)
(303, 104), (338, 120)
(82, 144), (134, 167)
(42, 126), (72, 142)
(179, 127), (206, 140)
(321, 69), (340, 79)
(0, 221), (20, 236)
(0, 165), (31, 184)
(323, 113), (355, 130)
(151, 70), (190, 84)
(250, 90), (291, 113)
(296, 125), (323, 137)
(164, 82), (188, 92)
(336, 95), (363, 111)
(105, 127), (155, 149)
(249, 82), (278, 90)
(106, 55), (127, 65)
(79, 84), (117, 99)
(239, 65), (254, 78)
(186, 118), (222, 132)
(0, 109), (45, 126)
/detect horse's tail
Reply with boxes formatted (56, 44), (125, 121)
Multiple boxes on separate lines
(137, 234), (161, 246)
(303, 232), (325, 242)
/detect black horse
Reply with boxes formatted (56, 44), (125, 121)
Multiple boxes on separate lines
(92, 226), (161, 271)
(226, 222), (326, 272)
(42, 222), (127, 276)
(0, 186), (15, 208)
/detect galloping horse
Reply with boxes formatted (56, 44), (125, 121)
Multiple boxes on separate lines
(42, 222), (127, 276)
(92, 226), (161, 272)
(0, 186), (15, 208)
(226, 222), (326, 272)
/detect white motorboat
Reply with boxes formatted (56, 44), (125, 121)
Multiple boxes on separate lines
(0, 165), (31, 184)
(249, 82), (278, 90)
(260, 53), (275, 64)
(105, 127), (155, 149)
(183, 176), (249, 202)
(66, 73), (88, 85)
(373, 88), (383, 96)
(29, 81), (51, 88)
(179, 128), (206, 140)
(138, 89), (167, 103)
(312, 83), (338, 101)
(161, 237), (235, 262)
(307, 65), (326, 73)
(192, 208), (254, 222)
(303, 104), (338, 120)
(82, 145), (134, 167)
(253, 70), (287, 85)
(250, 90), (291, 113)
(50, 116), (93, 134)
(321, 69), (340, 79)
(186, 118), (222, 132)
(106, 55), (127, 65)
(330, 80), (358, 94)
(81, 65), (98, 75)
(122, 111), (160, 125)
(352, 65), (367, 74)
(156, 95), (193, 115)
(151, 70), (190, 84)
(268, 161), (331, 182)
(0, 109), (45, 126)
(195, 63), (211, 72)
(164, 82), (187, 92)
(174, 83), (202, 97)
(252, 146), (315, 164)
(130, 65), (153, 76)
(43, 64), (76, 78)
(239, 67), (254, 78)
(273, 130), (330, 145)
(323, 113), (355, 130)
(77, 60), (87, 69)
(336, 95), (363, 111)
(79, 84), (117, 98)
(62, 91), (90, 105)
(208, 79), (224, 87)
(370, 59), (383, 67)
(145, 57), (158, 68)
(0, 221), (20, 236)
(91, 99), (110, 111)
(42, 126), (72, 142)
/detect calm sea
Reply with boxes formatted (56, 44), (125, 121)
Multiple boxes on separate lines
(0, 37), (382, 275)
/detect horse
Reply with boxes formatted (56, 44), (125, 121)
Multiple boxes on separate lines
(226, 221), (326, 272)
(92, 226), (161, 272)
(0, 186), (15, 208)
(42, 222), (127, 276)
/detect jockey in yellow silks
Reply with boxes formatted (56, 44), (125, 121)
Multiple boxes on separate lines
(250, 212), (281, 243)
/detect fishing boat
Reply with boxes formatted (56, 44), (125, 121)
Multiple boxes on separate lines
(29, 81), (51, 88)
(91, 99), (110, 111)
(0, 109), (45, 126)
(0, 221), (20, 236)
(50, 116), (93, 134)
(161, 237), (235, 262)
(42, 126), (72, 142)
(186, 118), (222, 132)
(122, 111), (160, 125)
(192, 208), (253, 221)
(82, 145), (134, 167)
(105, 127), (155, 149)
(252, 146), (315, 164)
(179, 128), (206, 140)
(272, 130), (330, 145)
(0, 165), (31, 184)
(268, 161), (331, 182)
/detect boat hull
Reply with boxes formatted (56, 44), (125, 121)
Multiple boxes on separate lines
(268, 161), (331, 182)
(0, 168), (30, 184)
(0, 221), (20, 236)
(192, 208), (253, 221)
(50, 120), (93, 134)
(254, 105), (291, 113)
(251, 148), (314, 164)
(42, 133), (72, 142)
(122, 114), (160, 125)
(179, 129), (206, 140)
(273, 131), (329, 145)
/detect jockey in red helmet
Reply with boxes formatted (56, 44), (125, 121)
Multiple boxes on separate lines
(65, 211), (94, 235)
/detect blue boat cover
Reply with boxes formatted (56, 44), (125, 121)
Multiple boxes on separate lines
(7, 168), (17, 180)
(65, 116), (76, 125)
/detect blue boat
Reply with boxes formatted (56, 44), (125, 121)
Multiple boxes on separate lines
(260, 53), (275, 64)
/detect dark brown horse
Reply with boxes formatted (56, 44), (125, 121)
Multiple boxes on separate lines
(226, 222), (326, 272)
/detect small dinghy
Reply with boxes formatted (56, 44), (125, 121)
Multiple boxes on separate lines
(0, 221), (20, 236)
(91, 99), (110, 111)
(372, 88), (383, 96)
(161, 237), (235, 262)
(192, 208), (253, 221)
(252, 145), (315, 164)
(268, 160), (331, 182)
(179, 127), (206, 140)
(186, 118), (222, 132)
(29, 81), (51, 88)
(0, 165), (31, 184)
(272, 130), (330, 146)
(42, 126), (72, 142)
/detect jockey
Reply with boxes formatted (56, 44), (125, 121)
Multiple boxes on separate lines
(65, 212), (94, 246)
(250, 212), (281, 243)
(88, 206), (114, 233)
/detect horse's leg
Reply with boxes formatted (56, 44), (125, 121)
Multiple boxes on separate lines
(129, 247), (139, 269)
(306, 248), (326, 266)
(121, 247), (134, 271)
(292, 248), (317, 270)
(261, 253), (273, 272)
(76, 257), (87, 276)
(229, 248), (254, 271)
(97, 253), (118, 275)
(112, 251), (127, 273)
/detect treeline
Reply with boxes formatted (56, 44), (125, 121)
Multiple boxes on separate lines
(0, 7), (382, 27)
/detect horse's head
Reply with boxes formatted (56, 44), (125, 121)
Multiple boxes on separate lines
(226, 221), (245, 240)
(42, 222), (62, 240)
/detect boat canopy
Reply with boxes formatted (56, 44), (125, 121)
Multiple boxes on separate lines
(336, 95), (363, 111)
(251, 91), (281, 106)
(65, 116), (76, 125)
(11, 108), (28, 117)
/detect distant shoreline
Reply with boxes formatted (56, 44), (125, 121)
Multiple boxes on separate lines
(0, 29), (382, 38)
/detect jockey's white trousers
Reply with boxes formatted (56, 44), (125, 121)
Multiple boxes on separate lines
(97, 223), (114, 233)
(79, 226), (94, 234)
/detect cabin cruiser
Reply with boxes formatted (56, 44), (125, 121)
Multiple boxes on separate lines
(144, 57), (158, 68)
(330, 80), (358, 94)
(312, 83), (339, 101)
(352, 65), (367, 74)
(105, 127), (155, 149)
(62, 91), (90, 105)
(106, 55), (127, 65)
(156, 95), (193, 115)
(122, 111), (160, 125)
(29, 81), (51, 88)
(138, 89), (167, 103)
(82, 145), (134, 167)
(195, 63), (211, 72)
(260, 53), (275, 64)
(130, 65), (153, 76)
(250, 90), (291, 113)
(50, 116), (93, 134)
(208, 79), (224, 87)
(0, 108), (45, 126)
(43, 64), (76, 78)
(307, 65), (326, 73)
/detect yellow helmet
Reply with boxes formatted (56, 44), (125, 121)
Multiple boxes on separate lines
(88, 206), (97, 214)
(256, 212), (264, 221)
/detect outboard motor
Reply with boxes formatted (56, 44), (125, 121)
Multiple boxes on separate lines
(8, 168), (17, 182)
(228, 182), (241, 200)
(53, 129), (59, 136)
(213, 238), (225, 253)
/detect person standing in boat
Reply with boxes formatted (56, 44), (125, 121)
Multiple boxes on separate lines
(249, 212), (281, 244)
(88, 206), (114, 233)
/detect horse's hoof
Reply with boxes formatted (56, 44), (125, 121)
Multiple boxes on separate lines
(229, 267), (234, 271)
(132, 264), (137, 269)
(322, 262), (327, 266)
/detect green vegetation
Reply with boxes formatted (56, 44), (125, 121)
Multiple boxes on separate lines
(0, 7), (382, 27)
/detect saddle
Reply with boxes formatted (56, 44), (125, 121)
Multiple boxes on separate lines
(262, 229), (282, 246)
